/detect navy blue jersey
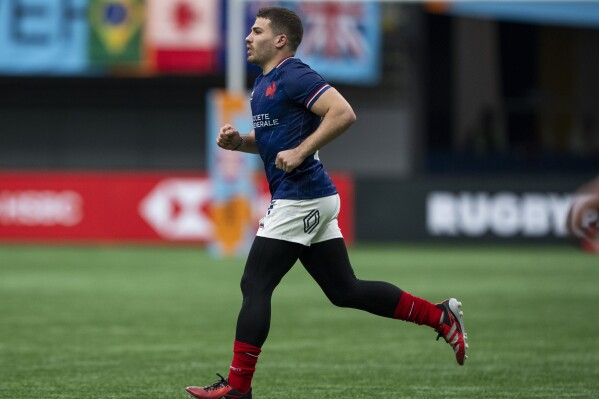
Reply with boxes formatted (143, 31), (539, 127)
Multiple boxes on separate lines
(250, 57), (338, 200)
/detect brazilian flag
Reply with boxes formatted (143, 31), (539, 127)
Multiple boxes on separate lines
(89, 0), (144, 65)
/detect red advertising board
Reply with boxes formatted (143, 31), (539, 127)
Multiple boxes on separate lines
(0, 171), (354, 245)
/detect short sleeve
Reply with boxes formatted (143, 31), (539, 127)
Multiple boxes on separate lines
(282, 65), (331, 110)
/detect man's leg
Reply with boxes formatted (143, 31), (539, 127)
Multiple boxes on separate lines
(186, 236), (304, 399)
(235, 236), (304, 346)
(232, 236), (305, 393)
(299, 238), (467, 365)
(299, 238), (403, 317)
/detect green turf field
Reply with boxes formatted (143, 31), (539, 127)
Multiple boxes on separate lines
(1, 244), (598, 398)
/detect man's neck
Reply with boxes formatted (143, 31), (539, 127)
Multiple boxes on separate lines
(261, 53), (294, 75)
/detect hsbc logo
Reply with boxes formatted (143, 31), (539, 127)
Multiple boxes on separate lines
(0, 190), (82, 227)
(139, 178), (213, 240)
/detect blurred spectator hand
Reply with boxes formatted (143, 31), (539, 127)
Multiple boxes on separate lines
(567, 176), (599, 239)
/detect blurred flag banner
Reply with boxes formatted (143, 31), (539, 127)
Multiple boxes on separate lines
(146, 0), (220, 74)
(245, 1), (380, 85)
(0, 0), (89, 75)
(296, 2), (380, 85)
(207, 90), (259, 257)
(89, 0), (144, 65)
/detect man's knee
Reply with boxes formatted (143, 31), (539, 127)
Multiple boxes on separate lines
(240, 270), (277, 298)
(240, 273), (252, 297)
(328, 293), (351, 308)
(325, 284), (358, 308)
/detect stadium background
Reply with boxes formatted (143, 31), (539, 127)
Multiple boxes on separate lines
(1, 1), (599, 399)
(1, 0), (598, 247)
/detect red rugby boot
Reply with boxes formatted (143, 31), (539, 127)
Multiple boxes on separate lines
(436, 298), (468, 365)
(185, 373), (252, 399)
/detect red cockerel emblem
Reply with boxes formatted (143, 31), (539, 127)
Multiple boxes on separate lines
(265, 82), (276, 99)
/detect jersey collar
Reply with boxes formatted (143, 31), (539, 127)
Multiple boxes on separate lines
(275, 56), (294, 69)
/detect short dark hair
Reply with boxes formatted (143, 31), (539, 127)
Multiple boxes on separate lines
(257, 7), (303, 52)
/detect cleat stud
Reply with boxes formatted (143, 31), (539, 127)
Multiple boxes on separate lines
(465, 343), (469, 349)
(459, 311), (463, 316)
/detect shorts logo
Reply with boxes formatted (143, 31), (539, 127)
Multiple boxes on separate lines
(267, 200), (276, 215)
(303, 210), (320, 234)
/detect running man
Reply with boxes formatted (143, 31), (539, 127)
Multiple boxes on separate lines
(186, 7), (467, 399)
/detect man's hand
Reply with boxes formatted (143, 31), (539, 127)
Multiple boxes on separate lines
(567, 176), (599, 239)
(567, 194), (599, 239)
(275, 148), (306, 173)
(216, 124), (242, 150)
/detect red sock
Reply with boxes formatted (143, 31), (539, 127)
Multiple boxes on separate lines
(228, 340), (261, 393)
(393, 292), (443, 329)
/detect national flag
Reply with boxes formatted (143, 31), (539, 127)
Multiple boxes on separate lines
(146, 0), (220, 74)
(300, 3), (366, 59)
(89, 0), (144, 65)
(296, 2), (381, 85)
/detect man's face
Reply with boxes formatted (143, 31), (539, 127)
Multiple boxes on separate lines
(246, 17), (279, 67)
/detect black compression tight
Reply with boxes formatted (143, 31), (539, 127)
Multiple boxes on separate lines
(235, 237), (403, 347)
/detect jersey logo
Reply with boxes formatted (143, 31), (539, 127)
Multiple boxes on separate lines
(265, 82), (276, 99)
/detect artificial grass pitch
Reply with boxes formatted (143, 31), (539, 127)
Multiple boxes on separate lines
(1, 244), (598, 398)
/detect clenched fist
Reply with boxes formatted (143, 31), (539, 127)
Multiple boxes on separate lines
(217, 124), (243, 151)
(275, 148), (305, 173)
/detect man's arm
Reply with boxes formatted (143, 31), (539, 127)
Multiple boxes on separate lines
(216, 124), (259, 154)
(275, 88), (356, 173)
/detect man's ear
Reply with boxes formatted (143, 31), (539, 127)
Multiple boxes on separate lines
(275, 34), (287, 49)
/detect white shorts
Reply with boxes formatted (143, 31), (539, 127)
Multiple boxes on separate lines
(256, 194), (343, 246)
